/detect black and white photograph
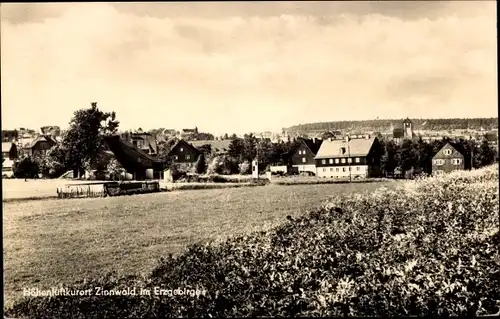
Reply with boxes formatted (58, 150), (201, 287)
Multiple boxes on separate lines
(1, 1), (499, 317)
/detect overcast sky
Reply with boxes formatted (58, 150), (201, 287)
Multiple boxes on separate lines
(1, 1), (497, 135)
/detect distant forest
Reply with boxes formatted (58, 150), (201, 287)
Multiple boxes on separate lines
(285, 118), (498, 133)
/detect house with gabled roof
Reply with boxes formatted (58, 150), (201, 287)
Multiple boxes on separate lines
(24, 135), (56, 157)
(290, 138), (323, 175)
(167, 139), (201, 164)
(314, 136), (382, 178)
(2, 142), (18, 160)
(432, 142), (465, 175)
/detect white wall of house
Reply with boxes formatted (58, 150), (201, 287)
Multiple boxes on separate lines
(292, 164), (317, 175)
(270, 165), (288, 173)
(316, 165), (369, 178)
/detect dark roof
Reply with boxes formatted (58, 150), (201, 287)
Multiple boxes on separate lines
(168, 139), (201, 156)
(301, 138), (323, 155)
(29, 135), (56, 148)
(190, 139), (232, 153)
(484, 132), (498, 142)
(403, 118), (412, 124)
(103, 135), (164, 171)
(393, 128), (404, 138)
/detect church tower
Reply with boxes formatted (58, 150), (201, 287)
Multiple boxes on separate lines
(403, 118), (413, 139)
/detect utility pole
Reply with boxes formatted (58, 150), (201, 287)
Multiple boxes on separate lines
(346, 135), (352, 182)
(256, 138), (259, 180)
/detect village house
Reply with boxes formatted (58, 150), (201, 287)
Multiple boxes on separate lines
(2, 130), (18, 142)
(432, 143), (465, 175)
(129, 132), (158, 156)
(104, 135), (165, 180)
(167, 139), (201, 164)
(314, 136), (382, 178)
(483, 131), (498, 146)
(23, 135), (56, 157)
(180, 127), (199, 140)
(2, 142), (18, 160)
(290, 138), (323, 175)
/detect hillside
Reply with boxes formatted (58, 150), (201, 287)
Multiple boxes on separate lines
(285, 118), (498, 134)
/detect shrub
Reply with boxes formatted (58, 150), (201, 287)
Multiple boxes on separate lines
(207, 156), (223, 175)
(12, 156), (40, 178)
(238, 161), (251, 175)
(6, 165), (500, 318)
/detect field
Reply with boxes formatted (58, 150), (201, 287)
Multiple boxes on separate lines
(2, 181), (392, 306)
(2, 179), (108, 201)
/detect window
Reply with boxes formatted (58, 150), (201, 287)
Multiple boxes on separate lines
(349, 167), (351, 171)
(330, 168), (333, 172)
(434, 159), (444, 166)
(322, 159), (326, 164)
(355, 157), (360, 163)
(452, 158), (462, 165)
(443, 149), (452, 156)
(329, 159), (333, 164)
(174, 155), (178, 160)
(356, 167), (360, 171)
(335, 159), (339, 164)
(343, 167), (346, 172)
(336, 168), (339, 172)
(186, 155), (190, 160)
(302, 157), (306, 163)
(340, 147), (346, 154)
(180, 147), (184, 152)
(341, 158), (346, 163)
(323, 168), (326, 172)
(347, 158), (352, 163)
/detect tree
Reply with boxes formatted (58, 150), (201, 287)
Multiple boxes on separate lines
(156, 138), (176, 162)
(13, 156), (40, 178)
(228, 138), (245, 161)
(39, 144), (67, 178)
(380, 140), (398, 176)
(106, 158), (126, 181)
(197, 144), (212, 156)
(62, 103), (120, 178)
(478, 140), (496, 167)
(194, 154), (207, 174)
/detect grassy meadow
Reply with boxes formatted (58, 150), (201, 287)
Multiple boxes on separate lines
(3, 181), (392, 306)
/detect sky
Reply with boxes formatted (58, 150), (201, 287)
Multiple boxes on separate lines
(1, 1), (497, 135)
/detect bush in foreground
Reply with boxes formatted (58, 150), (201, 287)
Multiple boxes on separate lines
(6, 165), (500, 318)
